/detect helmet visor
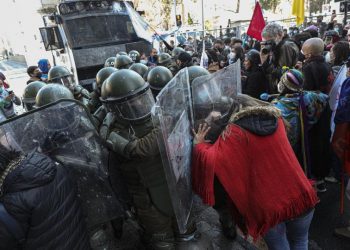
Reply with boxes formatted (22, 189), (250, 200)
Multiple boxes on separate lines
(105, 89), (155, 121)
(22, 98), (36, 111)
(37, 102), (78, 131)
(54, 75), (75, 90)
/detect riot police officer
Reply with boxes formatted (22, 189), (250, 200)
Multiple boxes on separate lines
(22, 81), (46, 111)
(47, 65), (90, 105)
(157, 53), (178, 76)
(129, 50), (141, 63)
(105, 57), (116, 67)
(115, 55), (134, 69)
(129, 63), (148, 78)
(117, 51), (128, 57)
(98, 69), (201, 249)
(36, 83), (127, 249)
(188, 66), (210, 85)
(147, 66), (173, 97)
(88, 67), (117, 114)
(35, 83), (74, 107)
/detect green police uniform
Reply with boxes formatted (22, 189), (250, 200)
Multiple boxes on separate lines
(99, 70), (177, 249)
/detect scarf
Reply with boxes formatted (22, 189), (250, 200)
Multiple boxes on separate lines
(192, 117), (318, 239)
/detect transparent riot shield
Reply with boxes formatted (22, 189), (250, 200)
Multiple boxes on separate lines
(151, 68), (193, 234)
(0, 100), (127, 229)
(191, 61), (241, 126)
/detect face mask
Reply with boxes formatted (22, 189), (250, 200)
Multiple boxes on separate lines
(35, 72), (42, 78)
(325, 52), (331, 63)
(228, 52), (236, 60)
(330, 52), (336, 64)
(277, 83), (285, 94)
(0, 87), (3, 94)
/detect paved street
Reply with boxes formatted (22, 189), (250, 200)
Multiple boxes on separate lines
(309, 182), (350, 250)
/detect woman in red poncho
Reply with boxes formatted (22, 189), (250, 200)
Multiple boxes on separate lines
(192, 104), (318, 250)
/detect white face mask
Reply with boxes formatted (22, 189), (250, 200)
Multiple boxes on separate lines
(277, 82), (285, 93)
(325, 52), (331, 63)
(228, 52), (236, 59)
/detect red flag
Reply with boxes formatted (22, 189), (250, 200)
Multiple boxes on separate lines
(247, 2), (266, 41)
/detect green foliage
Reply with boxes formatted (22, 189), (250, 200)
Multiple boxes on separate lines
(309, 0), (325, 14)
(161, 0), (172, 30)
(259, 0), (281, 13)
(205, 20), (212, 30)
(188, 13), (193, 25)
(37, 7), (56, 15)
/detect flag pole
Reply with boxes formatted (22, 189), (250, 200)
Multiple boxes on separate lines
(202, 0), (205, 51)
(173, 0), (177, 46)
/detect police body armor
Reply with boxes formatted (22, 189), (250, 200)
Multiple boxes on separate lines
(99, 69), (173, 216)
(99, 69), (211, 249)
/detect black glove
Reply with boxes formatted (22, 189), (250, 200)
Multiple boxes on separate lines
(41, 131), (70, 152)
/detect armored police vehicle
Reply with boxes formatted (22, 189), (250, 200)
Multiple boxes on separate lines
(40, 0), (152, 91)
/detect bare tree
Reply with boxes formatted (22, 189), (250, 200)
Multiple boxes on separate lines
(260, 0), (281, 13)
(236, 0), (240, 13)
(161, 0), (172, 30)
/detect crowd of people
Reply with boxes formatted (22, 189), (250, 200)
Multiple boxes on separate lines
(0, 16), (350, 250)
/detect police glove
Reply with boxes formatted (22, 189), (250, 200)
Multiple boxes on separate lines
(41, 131), (70, 153)
(106, 131), (130, 155)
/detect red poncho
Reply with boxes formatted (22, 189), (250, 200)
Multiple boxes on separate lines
(192, 118), (318, 239)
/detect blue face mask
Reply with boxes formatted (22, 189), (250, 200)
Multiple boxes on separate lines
(0, 87), (4, 94)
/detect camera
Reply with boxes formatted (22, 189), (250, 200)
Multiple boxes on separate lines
(261, 40), (276, 54)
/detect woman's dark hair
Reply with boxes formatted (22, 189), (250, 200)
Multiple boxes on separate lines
(0, 143), (22, 173)
(206, 48), (220, 63)
(332, 41), (350, 66)
(233, 45), (245, 62)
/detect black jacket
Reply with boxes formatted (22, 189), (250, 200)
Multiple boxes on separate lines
(242, 67), (269, 99)
(0, 151), (90, 250)
(302, 55), (332, 93)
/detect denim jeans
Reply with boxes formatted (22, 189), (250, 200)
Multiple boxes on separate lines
(263, 209), (315, 250)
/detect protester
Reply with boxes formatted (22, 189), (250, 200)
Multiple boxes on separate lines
(192, 103), (318, 249)
(37, 59), (51, 82)
(242, 49), (268, 99)
(327, 41), (350, 78)
(260, 23), (299, 93)
(0, 72), (10, 89)
(0, 80), (20, 119)
(176, 51), (193, 70)
(271, 69), (328, 177)
(0, 144), (90, 249)
(300, 38), (333, 192)
(26, 66), (42, 85)
(332, 77), (350, 239)
(147, 48), (158, 66)
(302, 38), (333, 94)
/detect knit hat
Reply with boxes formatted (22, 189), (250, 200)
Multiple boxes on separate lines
(304, 25), (318, 32)
(279, 69), (304, 92)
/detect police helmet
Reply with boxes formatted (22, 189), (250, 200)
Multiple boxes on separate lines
(101, 69), (154, 122)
